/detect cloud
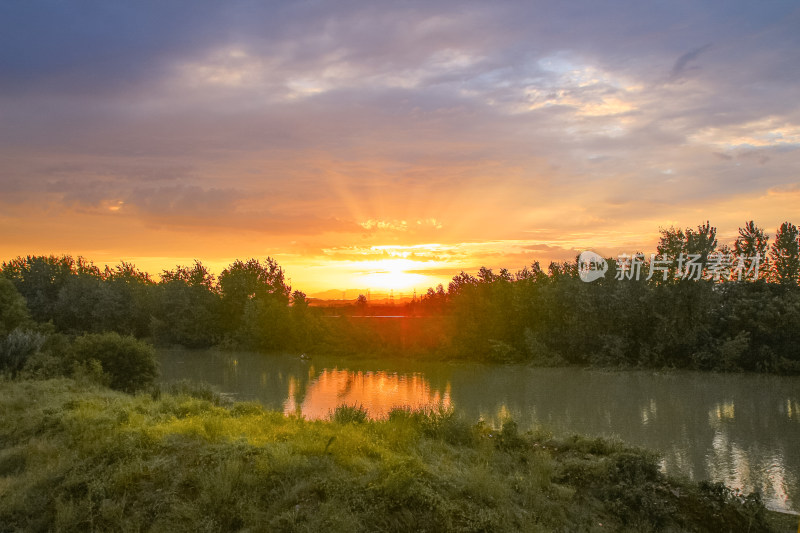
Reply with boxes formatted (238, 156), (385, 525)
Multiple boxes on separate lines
(668, 44), (712, 82)
(1, 1), (798, 290)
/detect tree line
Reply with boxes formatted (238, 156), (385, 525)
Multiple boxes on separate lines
(1, 220), (799, 383)
(415, 220), (800, 372)
(0, 257), (311, 348)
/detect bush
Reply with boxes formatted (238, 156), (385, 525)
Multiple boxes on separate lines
(388, 405), (476, 445)
(70, 332), (157, 392)
(19, 332), (71, 379)
(331, 404), (369, 424)
(0, 328), (46, 377)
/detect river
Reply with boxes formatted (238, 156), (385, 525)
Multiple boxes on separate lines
(157, 348), (800, 513)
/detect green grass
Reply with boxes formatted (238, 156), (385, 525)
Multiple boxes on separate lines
(0, 378), (781, 532)
(330, 404), (369, 424)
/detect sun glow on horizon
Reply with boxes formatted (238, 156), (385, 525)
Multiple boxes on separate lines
(353, 258), (435, 292)
(360, 269), (430, 292)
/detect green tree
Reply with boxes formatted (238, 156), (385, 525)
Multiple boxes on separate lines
(770, 222), (800, 286)
(237, 297), (291, 351)
(686, 221), (718, 261)
(218, 258), (291, 336)
(151, 261), (220, 347)
(547, 261), (578, 280)
(0, 278), (30, 337)
(287, 289), (322, 351)
(54, 272), (116, 333)
(734, 221), (769, 260)
(103, 262), (155, 336)
(655, 226), (686, 282)
(733, 221), (770, 281)
(161, 260), (216, 289)
(515, 262), (546, 283)
(1, 255), (78, 322)
(70, 332), (158, 392)
(656, 222), (717, 281)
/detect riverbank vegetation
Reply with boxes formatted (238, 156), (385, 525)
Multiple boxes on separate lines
(1, 220), (799, 374)
(0, 221), (797, 530)
(0, 378), (780, 532)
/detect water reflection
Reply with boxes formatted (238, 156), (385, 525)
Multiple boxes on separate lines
(284, 369), (451, 418)
(158, 349), (800, 512)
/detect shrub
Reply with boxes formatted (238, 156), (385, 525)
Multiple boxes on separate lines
(0, 329), (46, 377)
(70, 332), (157, 392)
(331, 404), (369, 424)
(388, 405), (476, 445)
(496, 418), (525, 450)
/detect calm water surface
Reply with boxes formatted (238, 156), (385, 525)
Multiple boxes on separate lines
(157, 349), (800, 513)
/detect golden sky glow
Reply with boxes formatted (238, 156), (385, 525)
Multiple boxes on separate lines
(1, 3), (798, 296)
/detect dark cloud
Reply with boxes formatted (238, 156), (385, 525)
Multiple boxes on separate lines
(126, 185), (243, 216)
(0, 1), (234, 96)
(668, 44), (712, 82)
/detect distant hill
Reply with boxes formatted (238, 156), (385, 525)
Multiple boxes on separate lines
(308, 289), (368, 300)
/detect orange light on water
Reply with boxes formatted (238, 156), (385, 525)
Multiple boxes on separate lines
(284, 369), (451, 419)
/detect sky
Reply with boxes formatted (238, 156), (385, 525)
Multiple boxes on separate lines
(1, 1), (798, 296)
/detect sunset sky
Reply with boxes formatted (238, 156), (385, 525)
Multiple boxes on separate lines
(1, 1), (798, 296)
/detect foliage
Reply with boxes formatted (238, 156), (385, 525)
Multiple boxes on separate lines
(1, 255), (79, 322)
(69, 332), (158, 392)
(330, 404), (369, 424)
(154, 379), (228, 405)
(0, 379), (776, 533)
(0, 328), (46, 378)
(1, 220), (799, 373)
(770, 221), (800, 286)
(0, 277), (30, 337)
(411, 220), (800, 373)
(735, 220), (770, 280)
(219, 257), (290, 331)
(151, 262), (221, 347)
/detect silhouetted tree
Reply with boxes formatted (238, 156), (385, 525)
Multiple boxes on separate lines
(292, 290), (309, 308)
(734, 221), (769, 261)
(686, 221), (718, 263)
(770, 222), (800, 286)
(656, 226), (687, 282)
(421, 284), (447, 314)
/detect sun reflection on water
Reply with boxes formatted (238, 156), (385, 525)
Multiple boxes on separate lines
(284, 369), (451, 419)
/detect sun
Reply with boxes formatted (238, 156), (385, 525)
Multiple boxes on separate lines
(357, 259), (432, 292)
(362, 269), (428, 291)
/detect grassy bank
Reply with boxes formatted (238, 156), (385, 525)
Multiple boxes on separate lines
(0, 379), (783, 532)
